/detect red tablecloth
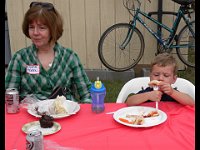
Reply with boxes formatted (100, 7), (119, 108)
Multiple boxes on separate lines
(5, 102), (195, 150)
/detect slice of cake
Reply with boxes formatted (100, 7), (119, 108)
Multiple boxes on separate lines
(39, 114), (54, 128)
(51, 95), (68, 114)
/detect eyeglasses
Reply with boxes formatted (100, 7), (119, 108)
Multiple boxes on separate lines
(29, 2), (55, 12)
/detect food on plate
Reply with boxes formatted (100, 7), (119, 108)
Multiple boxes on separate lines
(133, 115), (144, 125)
(148, 80), (160, 87)
(126, 110), (159, 118)
(143, 110), (159, 118)
(49, 95), (68, 115)
(118, 110), (159, 125)
(39, 114), (54, 128)
(33, 95), (68, 116)
(52, 95), (68, 114)
(119, 115), (144, 125)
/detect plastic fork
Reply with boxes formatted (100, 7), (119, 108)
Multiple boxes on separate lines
(153, 86), (159, 110)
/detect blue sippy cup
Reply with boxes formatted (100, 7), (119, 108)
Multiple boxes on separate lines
(90, 77), (106, 113)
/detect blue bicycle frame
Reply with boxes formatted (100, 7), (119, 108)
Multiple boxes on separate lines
(130, 5), (195, 50)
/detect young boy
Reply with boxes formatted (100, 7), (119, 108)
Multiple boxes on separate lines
(126, 53), (194, 106)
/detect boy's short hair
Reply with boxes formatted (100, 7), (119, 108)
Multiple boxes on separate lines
(22, 4), (63, 43)
(150, 53), (178, 75)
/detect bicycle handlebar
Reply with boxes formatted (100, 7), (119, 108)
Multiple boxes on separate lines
(123, 0), (152, 16)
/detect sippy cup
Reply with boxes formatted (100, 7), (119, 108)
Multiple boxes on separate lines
(90, 77), (106, 113)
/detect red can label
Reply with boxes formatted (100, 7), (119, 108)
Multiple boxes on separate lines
(5, 88), (19, 113)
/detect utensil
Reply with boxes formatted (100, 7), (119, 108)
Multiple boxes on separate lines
(106, 111), (116, 114)
(153, 86), (159, 110)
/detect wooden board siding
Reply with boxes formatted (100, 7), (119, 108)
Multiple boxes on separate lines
(6, 0), (186, 69)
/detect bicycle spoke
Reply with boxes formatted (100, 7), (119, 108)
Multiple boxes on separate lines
(176, 21), (195, 68)
(99, 24), (144, 71)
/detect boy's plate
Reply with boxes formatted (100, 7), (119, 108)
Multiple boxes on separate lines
(113, 106), (167, 127)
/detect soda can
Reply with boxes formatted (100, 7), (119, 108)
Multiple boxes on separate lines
(26, 129), (44, 150)
(5, 88), (20, 113)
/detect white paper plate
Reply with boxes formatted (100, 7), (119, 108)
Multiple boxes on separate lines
(27, 99), (80, 119)
(113, 106), (167, 127)
(22, 121), (61, 136)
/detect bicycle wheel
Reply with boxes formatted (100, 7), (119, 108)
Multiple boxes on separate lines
(98, 23), (144, 72)
(176, 21), (195, 68)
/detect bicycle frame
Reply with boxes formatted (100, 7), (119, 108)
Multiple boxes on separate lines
(130, 5), (195, 50)
(98, 0), (195, 71)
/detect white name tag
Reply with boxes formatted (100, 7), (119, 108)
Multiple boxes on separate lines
(26, 65), (40, 74)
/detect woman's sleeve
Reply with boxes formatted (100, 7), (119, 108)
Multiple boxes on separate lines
(71, 53), (92, 103)
(5, 53), (21, 90)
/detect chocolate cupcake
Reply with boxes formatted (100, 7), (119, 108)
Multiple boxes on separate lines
(39, 114), (54, 128)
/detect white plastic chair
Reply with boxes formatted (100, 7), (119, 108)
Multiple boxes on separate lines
(171, 77), (195, 100)
(116, 77), (150, 103)
(116, 77), (195, 103)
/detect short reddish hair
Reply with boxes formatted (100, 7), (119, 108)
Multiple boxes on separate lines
(22, 4), (63, 43)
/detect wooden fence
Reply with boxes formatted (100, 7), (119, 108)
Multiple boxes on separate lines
(6, 0), (187, 70)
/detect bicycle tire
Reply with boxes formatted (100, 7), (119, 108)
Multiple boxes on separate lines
(176, 21), (195, 68)
(98, 23), (144, 72)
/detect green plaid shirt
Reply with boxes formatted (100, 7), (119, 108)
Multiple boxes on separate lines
(5, 43), (92, 103)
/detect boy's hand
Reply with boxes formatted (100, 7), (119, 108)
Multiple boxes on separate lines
(149, 90), (163, 102)
(158, 81), (174, 95)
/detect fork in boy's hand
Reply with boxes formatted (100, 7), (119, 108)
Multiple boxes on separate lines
(153, 86), (159, 110)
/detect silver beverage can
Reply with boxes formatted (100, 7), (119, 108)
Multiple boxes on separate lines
(5, 88), (20, 113)
(26, 130), (44, 150)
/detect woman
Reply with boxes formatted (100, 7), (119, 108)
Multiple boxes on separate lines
(5, 2), (91, 103)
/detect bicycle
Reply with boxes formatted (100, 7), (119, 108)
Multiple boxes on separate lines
(98, 0), (195, 72)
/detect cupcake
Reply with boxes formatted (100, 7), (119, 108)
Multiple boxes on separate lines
(39, 114), (54, 128)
